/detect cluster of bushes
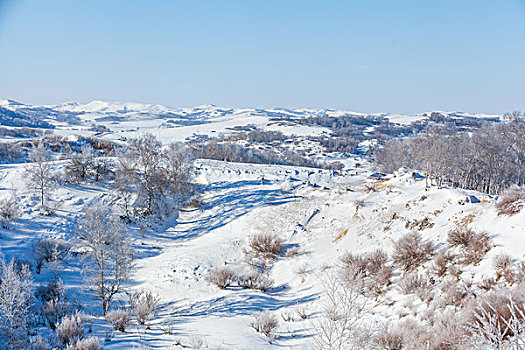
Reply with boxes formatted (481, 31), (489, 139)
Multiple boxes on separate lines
(205, 233), (286, 293)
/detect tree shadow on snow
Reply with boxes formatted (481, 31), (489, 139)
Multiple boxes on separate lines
(158, 180), (295, 242)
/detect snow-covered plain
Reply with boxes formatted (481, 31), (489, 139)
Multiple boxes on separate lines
(0, 100), (521, 349)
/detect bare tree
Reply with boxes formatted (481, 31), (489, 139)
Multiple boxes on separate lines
(117, 134), (165, 215)
(165, 142), (194, 208)
(310, 271), (375, 350)
(78, 204), (135, 315)
(375, 115), (525, 195)
(26, 143), (55, 208)
(0, 256), (33, 350)
(65, 145), (94, 182)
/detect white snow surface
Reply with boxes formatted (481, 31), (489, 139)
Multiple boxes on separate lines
(0, 99), (518, 349)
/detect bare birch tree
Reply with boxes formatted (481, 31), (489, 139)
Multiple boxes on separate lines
(117, 134), (165, 215)
(78, 204), (134, 315)
(26, 143), (55, 208)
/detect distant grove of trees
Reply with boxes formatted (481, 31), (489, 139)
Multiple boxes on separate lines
(376, 112), (525, 194)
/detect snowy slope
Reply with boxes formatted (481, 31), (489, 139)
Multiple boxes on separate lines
(0, 99), (519, 349)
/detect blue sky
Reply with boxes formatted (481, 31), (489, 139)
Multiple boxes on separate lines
(0, 0), (524, 113)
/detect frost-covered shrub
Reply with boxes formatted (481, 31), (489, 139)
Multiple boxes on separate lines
(285, 246), (299, 258)
(205, 266), (237, 289)
(432, 278), (468, 309)
(185, 196), (203, 209)
(461, 232), (491, 266)
(248, 233), (284, 261)
(340, 252), (368, 279)
(392, 232), (433, 272)
(57, 311), (85, 345)
(340, 249), (391, 294)
(29, 335), (51, 350)
(65, 336), (103, 350)
(468, 289), (525, 346)
(130, 290), (159, 325)
(106, 308), (131, 332)
(376, 319), (430, 350)
(398, 272), (430, 299)
(448, 226), (478, 248)
(496, 185), (524, 216)
(341, 249), (389, 278)
(370, 265), (393, 295)
(33, 237), (70, 273)
(250, 310), (278, 340)
(367, 249), (389, 274)
(238, 270), (274, 292)
(281, 310), (294, 322)
(376, 331), (403, 350)
(429, 308), (470, 350)
(0, 194), (19, 228)
(0, 257), (33, 349)
(493, 253), (516, 284)
(431, 249), (455, 278)
(36, 277), (70, 329)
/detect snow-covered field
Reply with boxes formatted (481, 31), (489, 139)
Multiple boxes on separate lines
(0, 100), (522, 349)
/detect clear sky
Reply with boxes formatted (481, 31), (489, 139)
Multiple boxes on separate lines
(0, 0), (524, 114)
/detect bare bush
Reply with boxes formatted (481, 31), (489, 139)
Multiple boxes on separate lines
(368, 249), (389, 274)
(250, 310), (278, 341)
(448, 226), (478, 248)
(392, 232), (434, 272)
(376, 319), (430, 350)
(340, 252), (368, 279)
(65, 336), (103, 350)
(285, 246), (299, 258)
(33, 237), (70, 274)
(370, 265), (393, 295)
(431, 277), (469, 309)
(238, 270), (274, 292)
(248, 233), (284, 261)
(185, 196), (203, 209)
(130, 290), (159, 325)
(496, 185), (525, 216)
(429, 308), (470, 350)
(462, 231), (491, 266)
(398, 272), (431, 300)
(340, 250), (391, 295)
(0, 194), (19, 228)
(106, 309), (131, 332)
(281, 310), (295, 322)
(494, 254), (516, 284)
(36, 277), (70, 329)
(431, 249), (456, 277)
(29, 335), (51, 350)
(57, 311), (85, 346)
(205, 266), (237, 289)
(310, 272), (374, 350)
(467, 289), (525, 349)
(64, 145), (94, 182)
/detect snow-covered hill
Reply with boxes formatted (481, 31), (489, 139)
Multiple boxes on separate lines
(0, 99), (501, 143)
(0, 98), (521, 349)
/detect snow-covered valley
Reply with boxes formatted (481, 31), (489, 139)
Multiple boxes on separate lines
(0, 100), (522, 349)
